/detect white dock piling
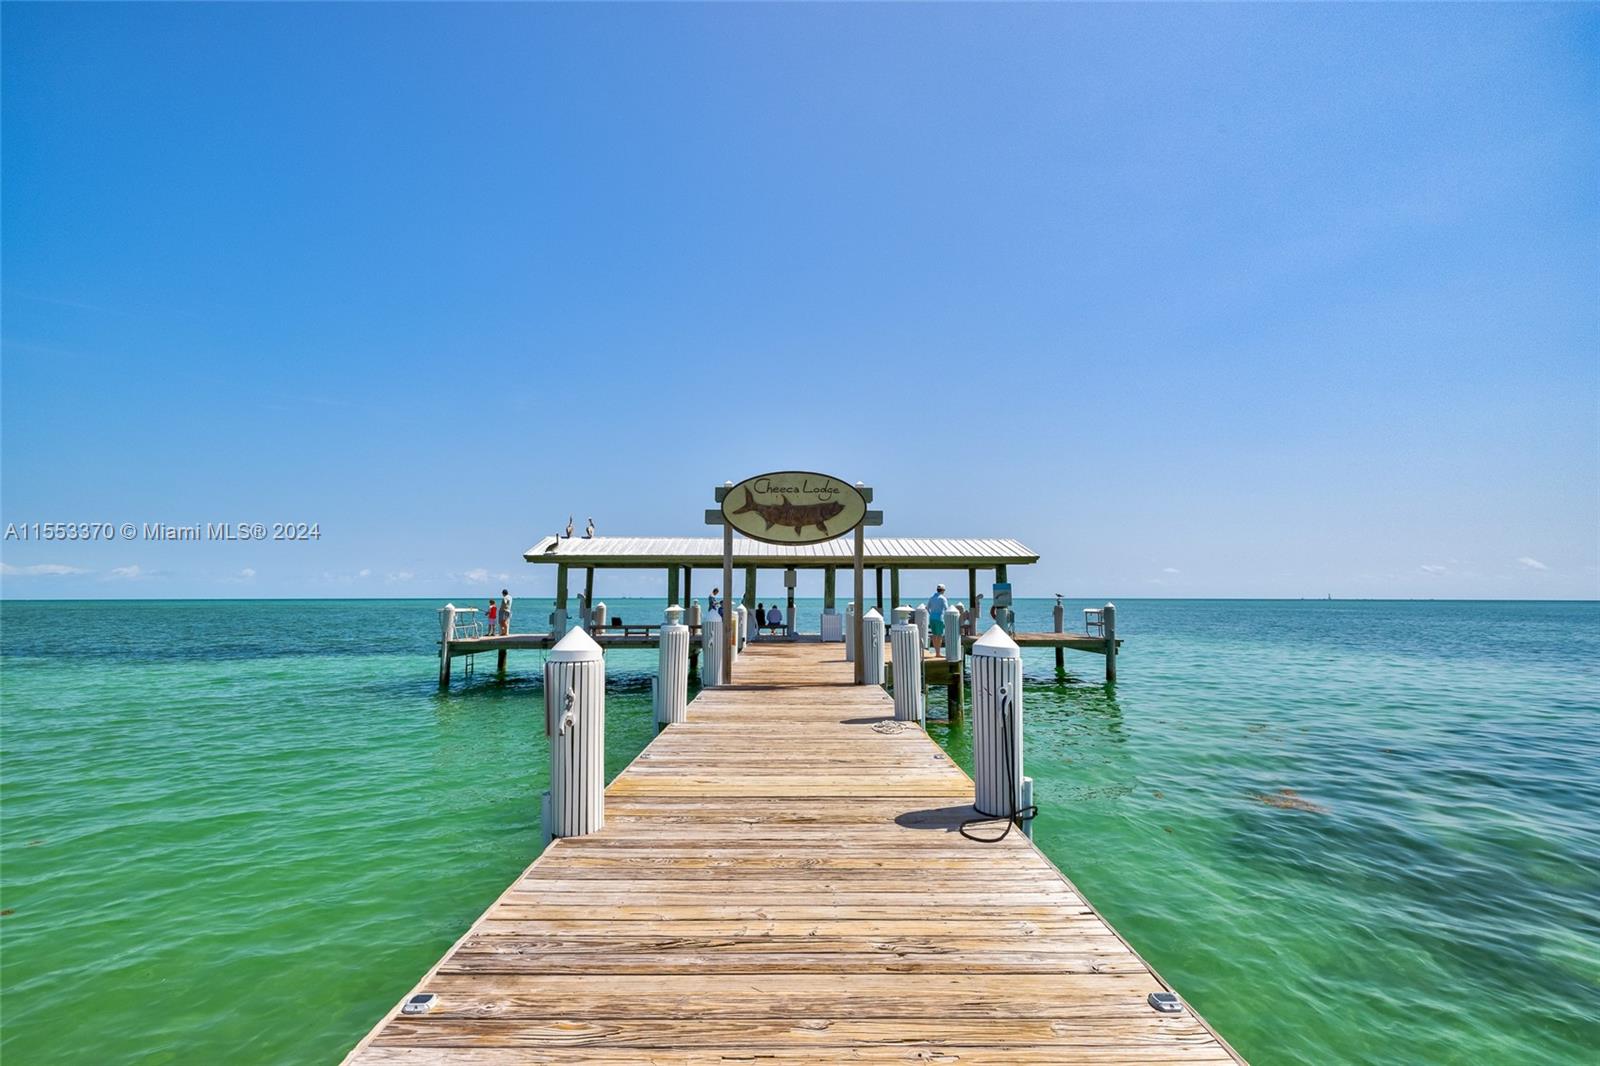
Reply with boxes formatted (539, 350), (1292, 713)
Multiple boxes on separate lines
(972, 626), (1024, 820)
(550, 607), (567, 638)
(820, 609), (843, 642)
(593, 601), (607, 635)
(1053, 595), (1066, 671)
(437, 603), (457, 689)
(1103, 602), (1117, 682)
(735, 604), (748, 654)
(657, 605), (689, 727)
(543, 627), (605, 838)
(1020, 777), (1036, 838)
(575, 593), (589, 633)
(701, 609), (724, 688)
(861, 607), (886, 686)
(944, 606), (962, 663)
(890, 606), (924, 723)
(844, 602), (857, 661)
(913, 603), (930, 651)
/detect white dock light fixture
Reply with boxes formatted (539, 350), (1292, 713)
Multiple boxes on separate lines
(971, 625), (1028, 827)
(861, 607), (886, 686)
(542, 626), (606, 839)
(701, 608), (724, 689)
(890, 606), (924, 723)
(657, 605), (690, 727)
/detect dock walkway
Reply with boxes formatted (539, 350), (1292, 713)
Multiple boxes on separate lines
(348, 643), (1241, 1063)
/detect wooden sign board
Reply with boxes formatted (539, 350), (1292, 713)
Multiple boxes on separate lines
(720, 472), (866, 545)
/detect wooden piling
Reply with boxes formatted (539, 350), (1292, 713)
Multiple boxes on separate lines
(686, 599), (701, 681)
(667, 565), (680, 607)
(890, 567), (900, 612)
(1053, 597), (1065, 673)
(1103, 602), (1117, 683)
(437, 604), (456, 689)
(944, 605), (964, 726)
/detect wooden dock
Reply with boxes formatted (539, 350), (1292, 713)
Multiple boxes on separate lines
(351, 642), (1240, 1064)
(961, 632), (1122, 655)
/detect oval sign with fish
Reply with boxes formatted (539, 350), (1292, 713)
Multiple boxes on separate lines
(721, 472), (866, 545)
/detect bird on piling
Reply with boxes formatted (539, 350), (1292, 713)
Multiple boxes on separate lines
(584, 517), (595, 539)
(564, 516), (574, 539)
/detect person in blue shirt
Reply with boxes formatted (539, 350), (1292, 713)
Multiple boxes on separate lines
(708, 588), (723, 617)
(926, 584), (949, 652)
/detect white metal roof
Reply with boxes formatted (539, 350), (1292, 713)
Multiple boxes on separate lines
(522, 536), (1038, 569)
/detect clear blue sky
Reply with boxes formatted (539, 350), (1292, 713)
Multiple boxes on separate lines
(3, 3), (1595, 601)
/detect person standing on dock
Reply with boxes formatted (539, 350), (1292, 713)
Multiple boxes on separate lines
(708, 588), (722, 617)
(485, 598), (497, 635)
(499, 588), (512, 635)
(926, 584), (949, 653)
(755, 603), (766, 637)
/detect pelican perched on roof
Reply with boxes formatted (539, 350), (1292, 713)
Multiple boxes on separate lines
(583, 517), (595, 539)
(564, 516), (574, 539)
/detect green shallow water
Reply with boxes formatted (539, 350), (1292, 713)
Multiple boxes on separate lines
(2, 598), (1597, 1064)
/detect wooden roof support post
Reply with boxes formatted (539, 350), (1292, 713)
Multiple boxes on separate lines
(553, 565), (569, 637)
(721, 517), (734, 684)
(850, 482), (881, 685)
(853, 524), (865, 684)
(667, 565), (680, 608)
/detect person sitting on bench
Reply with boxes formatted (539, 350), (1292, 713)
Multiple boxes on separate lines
(766, 604), (784, 633)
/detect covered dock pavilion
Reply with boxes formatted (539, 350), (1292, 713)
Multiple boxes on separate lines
(523, 534), (1040, 632)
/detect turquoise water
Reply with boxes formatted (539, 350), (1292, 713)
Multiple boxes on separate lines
(2, 598), (1597, 1064)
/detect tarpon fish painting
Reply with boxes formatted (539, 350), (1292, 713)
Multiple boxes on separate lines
(731, 487), (845, 535)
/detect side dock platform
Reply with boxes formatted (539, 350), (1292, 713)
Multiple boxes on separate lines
(346, 642), (1241, 1064)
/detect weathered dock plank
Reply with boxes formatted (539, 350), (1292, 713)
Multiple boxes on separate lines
(346, 642), (1240, 1063)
